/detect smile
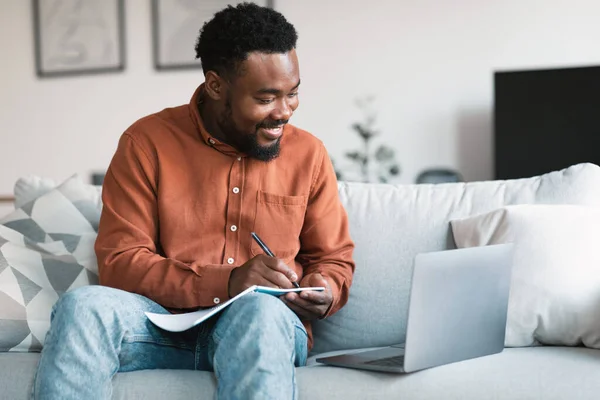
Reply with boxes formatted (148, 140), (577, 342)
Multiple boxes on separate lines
(260, 125), (284, 140)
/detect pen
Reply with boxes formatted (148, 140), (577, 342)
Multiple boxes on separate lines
(251, 232), (300, 288)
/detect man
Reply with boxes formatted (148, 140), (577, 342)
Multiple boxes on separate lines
(33, 3), (355, 399)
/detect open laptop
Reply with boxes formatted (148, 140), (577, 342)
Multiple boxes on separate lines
(316, 243), (514, 373)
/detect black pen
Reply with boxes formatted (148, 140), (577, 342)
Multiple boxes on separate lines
(251, 232), (300, 288)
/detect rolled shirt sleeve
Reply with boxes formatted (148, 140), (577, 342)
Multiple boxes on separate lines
(297, 145), (356, 318)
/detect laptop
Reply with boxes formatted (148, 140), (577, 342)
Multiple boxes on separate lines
(316, 243), (514, 373)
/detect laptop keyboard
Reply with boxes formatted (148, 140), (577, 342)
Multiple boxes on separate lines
(364, 355), (405, 367)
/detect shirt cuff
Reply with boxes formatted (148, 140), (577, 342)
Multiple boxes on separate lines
(193, 264), (237, 307)
(321, 277), (340, 319)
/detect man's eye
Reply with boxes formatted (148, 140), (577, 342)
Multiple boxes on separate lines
(258, 98), (274, 104)
(288, 92), (299, 98)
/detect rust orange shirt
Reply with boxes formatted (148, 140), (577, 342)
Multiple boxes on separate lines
(95, 85), (355, 348)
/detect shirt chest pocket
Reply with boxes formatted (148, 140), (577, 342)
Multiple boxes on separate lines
(251, 191), (308, 262)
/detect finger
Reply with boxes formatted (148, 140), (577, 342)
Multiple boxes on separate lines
(261, 256), (298, 282)
(282, 300), (312, 320)
(286, 292), (328, 308)
(301, 274), (331, 299)
(299, 290), (331, 304)
(260, 267), (295, 289)
(284, 294), (327, 319)
(244, 265), (291, 289)
(309, 273), (330, 289)
(250, 274), (287, 289)
(282, 297), (321, 320)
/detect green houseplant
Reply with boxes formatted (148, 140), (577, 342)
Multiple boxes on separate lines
(334, 96), (400, 183)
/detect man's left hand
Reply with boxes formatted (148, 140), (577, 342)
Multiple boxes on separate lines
(282, 273), (333, 320)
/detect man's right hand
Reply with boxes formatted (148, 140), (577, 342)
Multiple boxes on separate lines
(228, 255), (298, 297)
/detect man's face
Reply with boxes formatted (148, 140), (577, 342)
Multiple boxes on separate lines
(217, 49), (300, 161)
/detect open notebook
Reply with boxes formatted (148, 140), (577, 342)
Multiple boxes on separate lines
(145, 285), (325, 332)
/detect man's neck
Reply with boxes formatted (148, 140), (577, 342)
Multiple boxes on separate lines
(197, 94), (227, 143)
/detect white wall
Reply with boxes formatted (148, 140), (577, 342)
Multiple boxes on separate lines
(1, 0), (600, 203)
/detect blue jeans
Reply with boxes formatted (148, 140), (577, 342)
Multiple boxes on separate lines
(33, 285), (308, 400)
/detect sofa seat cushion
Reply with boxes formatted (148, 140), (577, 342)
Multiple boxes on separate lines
(3, 347), (599, 400)
(304, 346), (600, 399)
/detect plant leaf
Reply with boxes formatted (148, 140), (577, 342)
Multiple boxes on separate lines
(375, 145), (394, 161)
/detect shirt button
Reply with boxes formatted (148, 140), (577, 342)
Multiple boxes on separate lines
(213, 297), (220, 304)
(237, 157), (242, 161)
(230, 225), (237, 232)
(232, 187), (240, 194)
(227, 257), (234, 264)
(208, 138), (215, 145)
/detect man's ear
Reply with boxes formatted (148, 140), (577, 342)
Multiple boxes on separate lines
(204, 71), (225, 101)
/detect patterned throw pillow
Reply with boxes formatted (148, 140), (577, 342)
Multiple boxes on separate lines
(0, 175), (99, 352)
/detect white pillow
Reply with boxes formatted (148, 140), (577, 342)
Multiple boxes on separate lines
(451, 204), (600, 349)
(13, 176), (57, 209)
(14, 175), (102, 211)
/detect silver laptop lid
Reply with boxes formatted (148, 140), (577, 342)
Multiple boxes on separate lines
(403, 243), (514, 373)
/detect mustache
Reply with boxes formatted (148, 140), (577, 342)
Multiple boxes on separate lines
(257, 119), (288, 130)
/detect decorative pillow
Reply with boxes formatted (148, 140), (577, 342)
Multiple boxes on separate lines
(14, 175), (103, 214)
(10, 175), (102, 232)
(0, 175), (99, 352)
(450, 204), (600, 349)
(13, 176), (57, 209)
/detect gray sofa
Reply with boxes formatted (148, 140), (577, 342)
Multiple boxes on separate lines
(2, 163), (600, 399)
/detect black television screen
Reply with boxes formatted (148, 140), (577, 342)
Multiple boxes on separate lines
(494, 65), (600, 180)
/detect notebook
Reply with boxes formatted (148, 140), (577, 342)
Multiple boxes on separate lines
(145, 285), (325, 332)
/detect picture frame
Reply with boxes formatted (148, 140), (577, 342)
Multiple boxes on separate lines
(152, 0), (274, 71)
(32, 0), (126, 77)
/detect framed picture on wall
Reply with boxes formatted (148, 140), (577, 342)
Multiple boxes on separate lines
(152, 0), (274, 71)
(33, 0), (126, 77)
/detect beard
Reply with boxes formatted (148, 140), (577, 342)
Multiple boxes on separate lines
(217, 99), (285, 162)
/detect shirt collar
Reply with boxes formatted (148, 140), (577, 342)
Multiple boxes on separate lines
(188, 84), (245, 158)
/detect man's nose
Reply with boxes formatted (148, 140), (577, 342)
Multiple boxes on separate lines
(271, 98), (293, 121)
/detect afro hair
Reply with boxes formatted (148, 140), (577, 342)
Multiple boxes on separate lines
(195, 2), (298, 77)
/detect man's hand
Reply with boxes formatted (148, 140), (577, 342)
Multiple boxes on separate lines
(228, 255), (298, 297)
(282, 273), (333, 320)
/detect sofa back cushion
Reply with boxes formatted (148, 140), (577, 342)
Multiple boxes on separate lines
(310, 163), (600, 355)
(15, 164), (600, 355)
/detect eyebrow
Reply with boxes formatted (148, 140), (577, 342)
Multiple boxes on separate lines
(256, 79), (301, 95)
